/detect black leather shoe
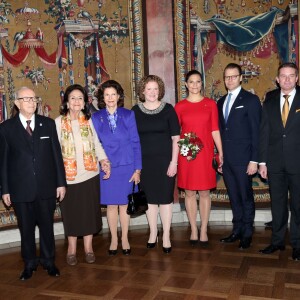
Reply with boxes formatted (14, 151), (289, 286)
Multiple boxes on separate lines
(220, 233), (240, 243)
(259, 244), (285, 254)
(264, 221), (273, 229)
(199, 240), (209, 247)
(147, 231), (159, 248)
(239, 237), (252, 249)
(108, 249), (118, 256)
(19, 266), (37, 280)
(44, 265), (60, 277)
(292, 248), (300, 261)
(190, 239), (198, 246)
(147, 242), (156, 248)
(122, 249), (131, 255)
(163, 247), (172, 254)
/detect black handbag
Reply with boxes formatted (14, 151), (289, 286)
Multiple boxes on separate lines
(126, 183), (148, 217)
(212, 153), (220, 171)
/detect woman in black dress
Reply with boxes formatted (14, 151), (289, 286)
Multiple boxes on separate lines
(132, 75), (180, 253)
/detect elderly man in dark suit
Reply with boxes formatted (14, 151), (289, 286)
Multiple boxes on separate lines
(217, 63), (262, 249)
(0, 87), (67, 280)
(259, 62), (300, 261)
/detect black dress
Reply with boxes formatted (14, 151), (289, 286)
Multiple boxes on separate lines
(132, 102), (180, 204)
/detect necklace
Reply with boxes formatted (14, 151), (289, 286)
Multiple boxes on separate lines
(138, 102), (166, 115)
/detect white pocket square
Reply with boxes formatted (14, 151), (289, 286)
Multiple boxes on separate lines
(235, 106), (244, 109)
(40, 136), (50, 139)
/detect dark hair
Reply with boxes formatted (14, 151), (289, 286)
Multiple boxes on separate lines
(97, 80), (124, 109)
(185, 70), (203, 82)
(60, 84), (91, 120)
(224, 63), (242, 76)
(138, 75), (165, 102)
(278, 62), (299, 76)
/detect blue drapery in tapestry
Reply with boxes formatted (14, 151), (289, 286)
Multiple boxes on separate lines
(206, 7), (288, 62)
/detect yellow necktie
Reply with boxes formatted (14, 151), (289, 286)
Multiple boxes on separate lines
(282, 95), (290, 127)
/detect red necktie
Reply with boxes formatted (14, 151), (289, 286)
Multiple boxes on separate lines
(26, 120), (32, 136)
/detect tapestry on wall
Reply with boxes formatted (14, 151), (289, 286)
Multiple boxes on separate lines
(174, 0), (298, 207)
(0, 0), (145, 230)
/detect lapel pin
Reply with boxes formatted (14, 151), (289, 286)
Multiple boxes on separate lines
(40, 123), (42, 126)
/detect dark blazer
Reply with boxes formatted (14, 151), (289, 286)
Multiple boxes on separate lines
(259, 86), (300, 173)
(0, 114), (66, 203)
(92, 107), (142, 170)
(217, 88), (262, 165)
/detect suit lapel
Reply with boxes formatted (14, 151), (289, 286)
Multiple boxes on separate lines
(286, 89), (300, 128)
(32, 115), (41, 155)
(14, 115), (33, 149)
(226, 89), (244, 123)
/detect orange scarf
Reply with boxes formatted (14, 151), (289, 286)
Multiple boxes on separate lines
(61, 113), (98, 181)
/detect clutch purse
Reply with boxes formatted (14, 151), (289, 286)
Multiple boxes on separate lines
(212, 153), (220, 171)
(126, 183), (148, 217)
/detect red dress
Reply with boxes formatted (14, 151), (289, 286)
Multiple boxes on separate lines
(175, 98), (219, 190)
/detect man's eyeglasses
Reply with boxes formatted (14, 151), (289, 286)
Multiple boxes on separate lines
(17, 97), (39, 102)
(224, 74), (240, 81)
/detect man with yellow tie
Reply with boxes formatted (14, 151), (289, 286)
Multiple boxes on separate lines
(259, 62), (300, 261)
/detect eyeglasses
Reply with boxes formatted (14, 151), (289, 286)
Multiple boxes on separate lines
(17, 97), (39, 102)
(69, 96), (84, 102)
(224, 74), (240, 81)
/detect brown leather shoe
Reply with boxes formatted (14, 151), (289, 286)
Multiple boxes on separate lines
(85, 252), (95, 264)
(66, 254), (77, 266)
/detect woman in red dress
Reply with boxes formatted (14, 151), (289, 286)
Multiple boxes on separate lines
(175, 70), (223, 245)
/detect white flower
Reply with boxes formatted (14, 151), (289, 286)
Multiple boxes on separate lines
(180, 145), (189, 156)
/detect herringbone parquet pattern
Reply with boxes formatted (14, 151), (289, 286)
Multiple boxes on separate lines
(0, 224), (300, 299)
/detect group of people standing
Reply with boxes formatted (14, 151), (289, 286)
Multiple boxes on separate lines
(1, 61), (300, 281)
(218, 61), (300, 262)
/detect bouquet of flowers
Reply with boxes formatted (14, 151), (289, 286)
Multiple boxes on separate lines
(178, 132), (204, 161)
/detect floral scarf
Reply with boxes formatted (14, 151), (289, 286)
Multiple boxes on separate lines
(106, 108), (118, 133)
(61, 112), (98, 181)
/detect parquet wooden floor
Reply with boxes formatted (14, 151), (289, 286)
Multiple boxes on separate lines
(0, 223), (300, 300)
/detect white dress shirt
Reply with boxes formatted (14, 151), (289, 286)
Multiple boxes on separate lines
(19, 113), (35, 131)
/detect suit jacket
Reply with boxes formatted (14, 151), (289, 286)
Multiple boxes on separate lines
(92, 107), (142, 170)
(0, 114), (66, 203)
(217, 88), (262, 165)
(259, 86), (300, 173)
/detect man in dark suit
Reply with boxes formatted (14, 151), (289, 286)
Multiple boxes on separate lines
(0, 87), (67, 280)
(259, 62), (300, 260)
(218, 63), (262, 249)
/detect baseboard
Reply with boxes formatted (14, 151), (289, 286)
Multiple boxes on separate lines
(0, 204), (273, 249)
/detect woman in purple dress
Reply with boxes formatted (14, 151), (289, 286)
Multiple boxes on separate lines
(92, 80), (142, 256)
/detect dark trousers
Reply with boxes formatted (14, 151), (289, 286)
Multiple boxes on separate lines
(268, 171), (300, 248)
(13, 197), (56, 268)
(223, 163), (255, 238)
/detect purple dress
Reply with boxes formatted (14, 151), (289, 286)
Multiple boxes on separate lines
(92, 108), (142, 205)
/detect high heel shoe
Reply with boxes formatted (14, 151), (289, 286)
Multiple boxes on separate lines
(190, 239), (198, 246)
(147, 231), (159, 249)
(163, 246), (172, 254)
(108, 249), (118, 256)
(190, 231), (199, 246)
(122, 249), (131, 255)
(199, 240), (209, 247)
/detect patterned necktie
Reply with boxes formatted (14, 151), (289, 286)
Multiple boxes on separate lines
(26, 120), (33, 136)
(282, 95), (290, 127)
(224, 93), (232, 123)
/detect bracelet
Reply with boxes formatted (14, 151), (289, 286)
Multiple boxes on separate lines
(135, 170), (141, 174)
